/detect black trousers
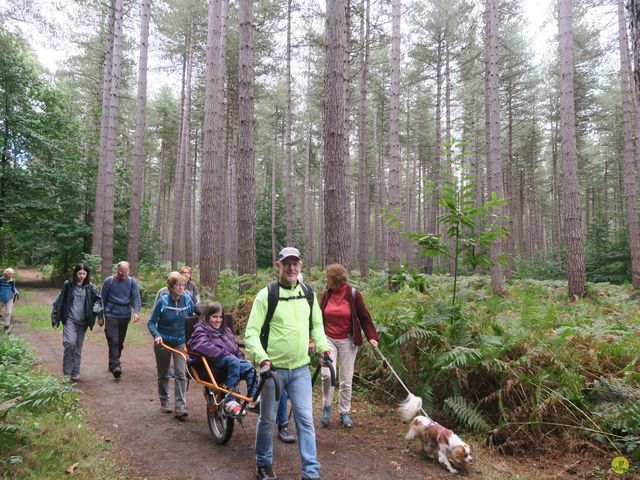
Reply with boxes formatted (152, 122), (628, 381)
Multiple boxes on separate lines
(104, 316), (130, 371)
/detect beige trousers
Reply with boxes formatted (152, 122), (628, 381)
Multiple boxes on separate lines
(321, 336), (358, 414)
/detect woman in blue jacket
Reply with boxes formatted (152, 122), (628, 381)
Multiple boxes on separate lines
(147, 271), (195, 418)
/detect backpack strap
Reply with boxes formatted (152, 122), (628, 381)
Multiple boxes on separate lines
(159, 292), (193, 314)
(260, 281), (315, 351)
(260, 281), (280, 350)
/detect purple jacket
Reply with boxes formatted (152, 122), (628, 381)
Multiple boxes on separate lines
(187, 320), (243, 363)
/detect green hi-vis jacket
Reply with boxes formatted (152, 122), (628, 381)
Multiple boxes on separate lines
(245, 283), (330, 369)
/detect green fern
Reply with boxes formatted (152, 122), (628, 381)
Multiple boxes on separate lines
(435, 346), (484, 370)
(394, 325), (439, 346)
(444, 395), (490, 433)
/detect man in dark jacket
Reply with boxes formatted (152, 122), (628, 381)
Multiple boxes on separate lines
(101, 261), (141, 379)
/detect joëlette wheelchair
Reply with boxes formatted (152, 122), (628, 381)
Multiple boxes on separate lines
(159, 314), (335, 445)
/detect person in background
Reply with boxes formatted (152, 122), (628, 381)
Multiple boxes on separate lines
(276, 392), (295, 443)
(188, 302), (258, 416)
(180, 266), (200, 304)
(51, 263), (102, 381)
(0, 268), (18, 334)
(101, 261), (142, 379)
(147, 271), (195, 418)
(319, 263), (379, 429)
(245, 247), (330, 480)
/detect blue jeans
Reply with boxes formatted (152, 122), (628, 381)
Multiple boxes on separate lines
(213, 355), (258, 398)
(277, 391), (289, 425)
(255, 365), (320, 478)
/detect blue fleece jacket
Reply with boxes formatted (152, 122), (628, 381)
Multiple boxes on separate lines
(0, 277), (17, 302)
(147, 292), (195, 345)
(101, 275), (141, 319)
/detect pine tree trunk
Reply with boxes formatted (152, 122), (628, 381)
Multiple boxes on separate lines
(617, 0), (640, 288)
(387, 0), (401, 267)
(99, 0), (124, 276)
(127, 0), (151, 276)
(200, 0), (223, 288)
(214, 0), (229, 276)
(559, 0), (587, 298)
(551, 112), (561, 249)
(426, 39), (442, 275)
(484, 0), (505, 293)
(357, 0), (370, 277)
(285, 0), (294, 246)
(323, 0), (351, 267)
(92, 0), (116, 259)
(303, 52), (314, 270)
(237, 0), (257, 277)
(373, 111), (384, 270)
(172, 22), (194, 270)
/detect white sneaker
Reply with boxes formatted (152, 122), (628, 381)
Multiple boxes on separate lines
(224, 400), (242, 416)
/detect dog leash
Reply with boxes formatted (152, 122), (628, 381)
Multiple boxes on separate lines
(371, 344), (428, 417)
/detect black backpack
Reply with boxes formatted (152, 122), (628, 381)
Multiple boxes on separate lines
(259, 281), (314, 350)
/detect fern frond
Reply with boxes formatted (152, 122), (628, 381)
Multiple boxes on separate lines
(435, 346), (484, 370)
(393, 325), (439, 346)
(443, 395), (490, 433)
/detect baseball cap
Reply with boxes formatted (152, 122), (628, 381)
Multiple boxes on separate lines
(277, 247), (302, 262)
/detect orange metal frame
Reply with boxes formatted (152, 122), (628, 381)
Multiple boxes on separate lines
(159, 343), (253, 404)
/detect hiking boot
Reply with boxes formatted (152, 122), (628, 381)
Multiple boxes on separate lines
(3, 325), (11, 334)
(70, 375), (80, 382)
(174, 406), (188, 418)
(340, 412), (353, 428)
(320, 406), (331, 428)
(160, 402), (172, 413)
(256, 463), (278, 480)
(112, 366), (122, 379)
(278, 423), (296, 444)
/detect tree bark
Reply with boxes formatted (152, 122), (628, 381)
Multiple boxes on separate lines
(200, 0), (223, 288)
(357, 0), (370, 277)
(99, 0), (124, 276)
(171, 22), (194, 270)
(302, 52), (314, 270)
(484, 0), (505, 293)
(617, 0), (640, 288)
(323, 0), (351, 267)
(127, 0), (152, 276)
(558, 0), (587, 298)
(285, 0), (294, 246)
(92, 0), (116, 260)
(426, 38), (442, 275)
(387, 0), (401, 267)
(237, 0), (257, 277)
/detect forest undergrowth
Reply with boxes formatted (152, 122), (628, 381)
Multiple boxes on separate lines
(217, 268), (640, 461)
(27, 263), (640, 462)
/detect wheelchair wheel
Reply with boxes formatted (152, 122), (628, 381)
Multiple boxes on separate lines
(206, 388), (234, 445)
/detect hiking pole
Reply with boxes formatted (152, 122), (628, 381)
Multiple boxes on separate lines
(371, 344), (427, 416)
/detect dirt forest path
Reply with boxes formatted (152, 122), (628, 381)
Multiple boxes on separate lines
(11, 270), (591, 480)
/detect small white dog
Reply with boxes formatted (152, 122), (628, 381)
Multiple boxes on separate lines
(399, 394), (473, 474)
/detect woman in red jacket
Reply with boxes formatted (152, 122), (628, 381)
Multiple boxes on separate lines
(319, 263), (379, 428)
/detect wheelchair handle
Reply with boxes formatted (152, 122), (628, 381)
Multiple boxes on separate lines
(253, 368), (280, 403)
(312, 353), (336, 387)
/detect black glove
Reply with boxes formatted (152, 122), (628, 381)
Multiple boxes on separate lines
(259, 361), (273, 380)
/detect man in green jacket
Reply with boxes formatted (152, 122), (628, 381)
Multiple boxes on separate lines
(245, 247), (330, 480)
